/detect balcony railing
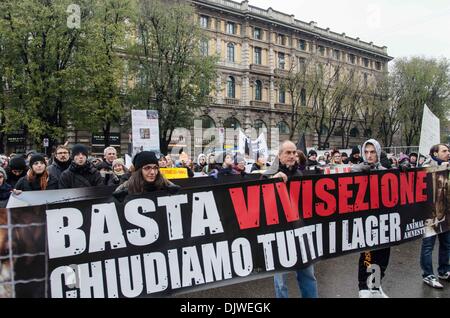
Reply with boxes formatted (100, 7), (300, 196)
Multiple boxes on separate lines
(224, 98), (240, 106)
(250, 100), (270, 108)
(275, 103), (293, 113)
(250, 64), (270, 73)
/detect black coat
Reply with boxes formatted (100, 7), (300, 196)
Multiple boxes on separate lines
(15, 174), (59, 191)
(0, 183), (12, 201)
(5, 167), (27, 188)
(59, 162), (104, 189)
(48, 158), (71, 180)
(113, 179), (181, 203)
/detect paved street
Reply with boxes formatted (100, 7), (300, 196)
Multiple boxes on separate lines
(179, 240), (450, 298)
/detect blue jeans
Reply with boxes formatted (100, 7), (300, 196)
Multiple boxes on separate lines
(420, 231), (450, 277)
(274, 265), (318, 298)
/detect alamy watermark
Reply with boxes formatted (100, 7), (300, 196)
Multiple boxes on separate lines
(67, 4), (81, 29)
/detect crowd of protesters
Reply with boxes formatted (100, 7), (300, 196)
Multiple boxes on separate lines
(0, 139), (448, 299)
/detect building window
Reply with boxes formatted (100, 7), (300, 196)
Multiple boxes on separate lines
(298, 57), (306, 72)
(277, 121), (290, 135)
(254, 47), (262, 65)
(224, 117), (240, 129)
(226, 22), (236, 35)
(350, 128), (360, 138)
(363, 58), (369, 68)
(227, 76), (235, 98)
(300, 88), (306, 106)
(375, 61), (381, 71)
(227, 43), (235, 62)
(318, 45), (325, 56)
(348, 54), (356, 64)
(254, 120), (267, 136)
(333, 49), (340, 60)
(278, 52), (285, 69)
(255, 80), (262, 101)
(200, 15), (209, 29)
(363, 73), (368, 87)
(200, 39), (208, 56)
(334, 127), (344, 137)
(254, 27), (262, 40)
(334, 68), (340, 82)
(279, 89), (286, 104)
(298, 39), (306, 51)
(277, 34), (286, 46)
(198, 116), (216, 129)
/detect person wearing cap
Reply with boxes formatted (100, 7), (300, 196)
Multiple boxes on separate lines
(48, 145), (72, 181)
(112, 158), (130, 185)
(349, 146), (364, 165)
(0, 167), (13, 205)
(25, 150), (37, 165)
(341, 152), (349, 164)
(409, 152), (418, 168)
(232, 154), (247, 176)
(306, 150), (319, 168)
(14, 154), (58, 191)
(59, 144), (103, 189)
(5, 155), (28, 188)
(113, 151), (180, 202)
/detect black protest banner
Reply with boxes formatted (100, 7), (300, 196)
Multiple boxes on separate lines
(0, 167), (448, 298)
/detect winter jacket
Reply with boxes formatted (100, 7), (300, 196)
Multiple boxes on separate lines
(112, 179), (181, 203)
(5, 167), (27, 189)
(59, 161), (104, 189)
(0, 183), (12, 201)
(48, 158), (71, 180)
(15, 174), (59, 191)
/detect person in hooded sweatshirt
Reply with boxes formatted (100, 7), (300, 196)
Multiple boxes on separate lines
(351, 139), (389, 298)
(5, 155), (27, 188)
(59, 144), (103, 189)
(15, 154), (58, 191)
(195, 154), (207, 173)
(48, 145), (71, 181)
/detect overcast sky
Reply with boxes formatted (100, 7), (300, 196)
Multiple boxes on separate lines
(249, 0), (450, 60)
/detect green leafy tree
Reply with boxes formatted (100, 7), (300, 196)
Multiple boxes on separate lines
(392, 57), (450, 146)
(128, 0), (217, 154)
(72, 0), (133, 149)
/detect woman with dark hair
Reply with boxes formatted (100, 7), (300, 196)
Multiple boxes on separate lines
(14, 154), (58, 191)
(296, 150), (307, 171)
(113, 151), (180, 201)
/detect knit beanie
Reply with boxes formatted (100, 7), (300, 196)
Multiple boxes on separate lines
(9, 155), (27, 171)
(133, 151), (159, 171)
(71, 144), (89, 159)
(29, 153), (47, 167)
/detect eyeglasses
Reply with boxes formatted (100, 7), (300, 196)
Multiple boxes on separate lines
(142, 165), (159, 172)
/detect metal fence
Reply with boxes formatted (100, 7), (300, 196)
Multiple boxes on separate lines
(0, 208), (48, 298)
(382, 146), (420, 157)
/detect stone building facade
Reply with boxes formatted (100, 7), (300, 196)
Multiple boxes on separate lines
(188, 0), (393, 153)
